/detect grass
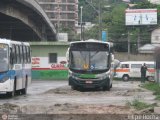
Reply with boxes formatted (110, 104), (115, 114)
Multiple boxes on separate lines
(127, 99), (154, 110)
(126, 82), (160, 110)
(142, 82), (160, 100)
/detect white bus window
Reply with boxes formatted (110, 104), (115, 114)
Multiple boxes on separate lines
(16, 45), (20, 64)
(29, 47), (31, 63)
(12, 44), (17, 64)
(20, 45), (23, 63)
(23, 46), (27, 63)
(26, 46), (31, 63)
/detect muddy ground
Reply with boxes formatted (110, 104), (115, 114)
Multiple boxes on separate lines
(0, 80), (156, 120)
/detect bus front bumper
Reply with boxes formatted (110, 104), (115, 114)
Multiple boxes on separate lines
(69, 77), (109, 89)
(0, 80), (12, 92)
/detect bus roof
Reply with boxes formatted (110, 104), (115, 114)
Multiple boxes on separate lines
(0, 38), (30, 46)
(70, 39), (112, 45)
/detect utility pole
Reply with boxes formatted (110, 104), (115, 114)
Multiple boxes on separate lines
(98, 1), (102, 40)
(127, 31), (130, 60)
(85, 0), (101, 40)
(80, 6), (83, 41)
(137, 28), (141, 51)
(56, 0), (60, 40)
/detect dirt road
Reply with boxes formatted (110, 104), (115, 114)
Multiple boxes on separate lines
(0, 80), (156, 120)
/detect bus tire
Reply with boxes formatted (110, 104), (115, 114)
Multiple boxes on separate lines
(21, 79), (28, 95)
(122, 75), (129, 81)
(71, 85), (77, 90)
(103, 80), (110, 91)
(7, 80), (16, 97)
(103, 85), (110, 91)
(110, 83), (112, 88)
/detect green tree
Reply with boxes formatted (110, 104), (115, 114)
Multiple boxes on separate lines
(83, 1), (160, 52)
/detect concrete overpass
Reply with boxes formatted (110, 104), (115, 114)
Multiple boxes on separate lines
(0, 0), (57, 41)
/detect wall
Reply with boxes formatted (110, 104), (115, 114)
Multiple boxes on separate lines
(115, 52), (154, 61)
(30, 42), (69, 80)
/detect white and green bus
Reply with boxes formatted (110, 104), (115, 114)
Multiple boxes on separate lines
(67, 39), (114, 90)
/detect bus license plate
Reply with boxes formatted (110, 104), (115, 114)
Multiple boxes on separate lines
(85, 81), (92, 84)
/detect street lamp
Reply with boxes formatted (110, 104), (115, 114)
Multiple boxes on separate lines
(80, 6), (83, 41)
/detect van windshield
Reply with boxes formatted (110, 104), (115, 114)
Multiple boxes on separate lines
(146, 64), (154, 68)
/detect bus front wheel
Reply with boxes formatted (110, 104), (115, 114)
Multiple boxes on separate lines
(103, 80), (111, 91)
(71, 85), (77, 90)
(7, 81), (16, 97)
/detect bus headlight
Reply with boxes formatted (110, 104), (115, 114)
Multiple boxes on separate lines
(96, 73), (109, 80)
(101, 74), (109, 80)
(0, 76), (9, 83)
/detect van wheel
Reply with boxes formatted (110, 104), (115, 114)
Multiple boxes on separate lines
(122, 75), (129, 81)
(147, 76), (154, 81)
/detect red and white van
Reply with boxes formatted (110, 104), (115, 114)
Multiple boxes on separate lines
(114, 61), (155, 81)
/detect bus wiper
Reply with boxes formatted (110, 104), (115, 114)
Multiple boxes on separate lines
(90, 51), (99, 59)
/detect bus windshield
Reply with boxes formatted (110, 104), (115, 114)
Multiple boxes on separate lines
(0, 44), (9, 72)
(70, 50), (109, 72)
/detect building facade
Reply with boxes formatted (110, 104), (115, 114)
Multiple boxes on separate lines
(148, 0), (160, 4)
(37, 0), (78, 31)
(30, 42), (69, 79)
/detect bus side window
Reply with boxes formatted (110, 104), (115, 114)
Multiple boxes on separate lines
(24, 46), (27, 63)
(23, 46), (27, 63)
(16, 45), (20, 64)
(28, 47), (31, 63)
(18, 45), (21, 63)
(20, 45), (23, 63)
(10, 48), (13, 65)
(12, 44), (17, 64)
(26, 46), (30, 63)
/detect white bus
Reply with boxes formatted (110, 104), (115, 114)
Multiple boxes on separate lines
(114, 61), (155, 81)
(67, 39), (114, 90)
(0, 38), (31, 97)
